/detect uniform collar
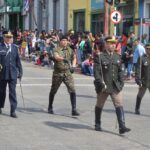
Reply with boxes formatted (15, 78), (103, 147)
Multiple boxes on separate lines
(4, 42), (11, 48)
(106, 50), (113, 56)
(61, 47), (68, 51)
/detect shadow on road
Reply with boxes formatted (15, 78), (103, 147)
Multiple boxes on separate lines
(103, 108), (150, 118)
(44, 121), (93, 131)
(17, 107), (46, 114)
(124, 110), (150, 118)
(76, 94), (96, 99)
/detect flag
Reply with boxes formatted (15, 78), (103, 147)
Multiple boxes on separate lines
(24, 0), (29, 12)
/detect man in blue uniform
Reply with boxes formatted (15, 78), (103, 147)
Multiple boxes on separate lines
(0, 31), (22, 118)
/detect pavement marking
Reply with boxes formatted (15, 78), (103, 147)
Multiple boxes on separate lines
(17, 83), (138, 87)
(22, 77), (93, 80)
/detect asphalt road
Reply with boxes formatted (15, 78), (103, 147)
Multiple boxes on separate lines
(0, 61), (150, 150)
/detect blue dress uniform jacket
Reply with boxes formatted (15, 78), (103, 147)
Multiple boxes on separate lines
(0, 43), (22, 80)
(0, 42), (23, 112)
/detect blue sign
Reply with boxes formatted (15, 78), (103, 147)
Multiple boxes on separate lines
(91, 0), (104, 10)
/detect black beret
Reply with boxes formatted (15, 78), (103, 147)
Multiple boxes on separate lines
(60, 36), (68, 41)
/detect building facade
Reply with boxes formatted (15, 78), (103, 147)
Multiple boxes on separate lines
(115, 0), (138, 36)
(142, 0), (150, 41)
(68, 0), (106, 34)
(91, 0), (105, 34)
(68, 0), (90, 32)
(0, 0), (68, 33)
(0, 0), (5, 29)
(23, 0), (68, 33)
(0, 0), (23, 30)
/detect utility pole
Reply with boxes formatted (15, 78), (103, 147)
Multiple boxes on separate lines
(104, 1), (109, 36)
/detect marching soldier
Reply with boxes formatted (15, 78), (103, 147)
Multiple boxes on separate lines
(48, 36), (80, 116)
(93, 36), (131, 134)
(135, 43), (150, 115)
(0, 31), (22, 118)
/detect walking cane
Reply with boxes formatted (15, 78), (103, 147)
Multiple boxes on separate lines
(19, 78), (25, 110)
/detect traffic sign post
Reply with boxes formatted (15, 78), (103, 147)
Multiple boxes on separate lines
(110, 10), (122, 36)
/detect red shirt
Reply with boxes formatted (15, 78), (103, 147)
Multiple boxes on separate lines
(121, 35), (127, 47)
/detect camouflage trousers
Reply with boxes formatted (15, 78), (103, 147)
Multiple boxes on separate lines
(50, 72), (75, 95)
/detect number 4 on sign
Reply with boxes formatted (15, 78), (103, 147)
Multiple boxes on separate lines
(113, 13), (119, 21)
(110, 10), (122, 24)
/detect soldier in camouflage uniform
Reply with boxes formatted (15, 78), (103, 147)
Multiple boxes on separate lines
(135, 43), (150, 115)
(48, 36), (80, 116)
(93, 36), (130, 134)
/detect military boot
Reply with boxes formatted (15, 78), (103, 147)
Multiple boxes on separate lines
(70, 93), (80, 116)
(48, 93), (55, 114)
(95, 106), (102, 131)
(10, 106), (17, 118)
(135, 96), (142, 115)
(116, 107), (131, 134)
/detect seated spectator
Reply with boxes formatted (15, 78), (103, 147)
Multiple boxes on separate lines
(34, 53), (41, 65)
(41, 51), (50, 67)
(81, 54), (93, 76)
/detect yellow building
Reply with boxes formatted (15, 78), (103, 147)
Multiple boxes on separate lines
(68, 0), (105, 34)
(68, 0), (138, 36)
(68, 0), (91, 32)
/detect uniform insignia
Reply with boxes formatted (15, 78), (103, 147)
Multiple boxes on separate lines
(144, 61), (148, 66)
(117, 60), (120, 63)
(0, 50), (6, 53)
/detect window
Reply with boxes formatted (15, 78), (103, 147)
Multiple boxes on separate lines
(91, 14), (104, 34)
(74, 12), (85, 32)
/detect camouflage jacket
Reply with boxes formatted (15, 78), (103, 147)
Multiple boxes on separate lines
(94, 51), (124, 93)
(53, 46), (73, 73)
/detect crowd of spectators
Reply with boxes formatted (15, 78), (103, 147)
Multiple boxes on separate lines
(0, 26), (148, 79)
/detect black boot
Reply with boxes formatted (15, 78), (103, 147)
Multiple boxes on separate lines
(0, 108), (2, 114)
(48, 93), (55, 114)
(10, 106), (17, 118)
(116, 107), (131, 134)
(95, 106), (102, 131)
(70, 93), (80, 116)
(135, 96), (142, 115)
